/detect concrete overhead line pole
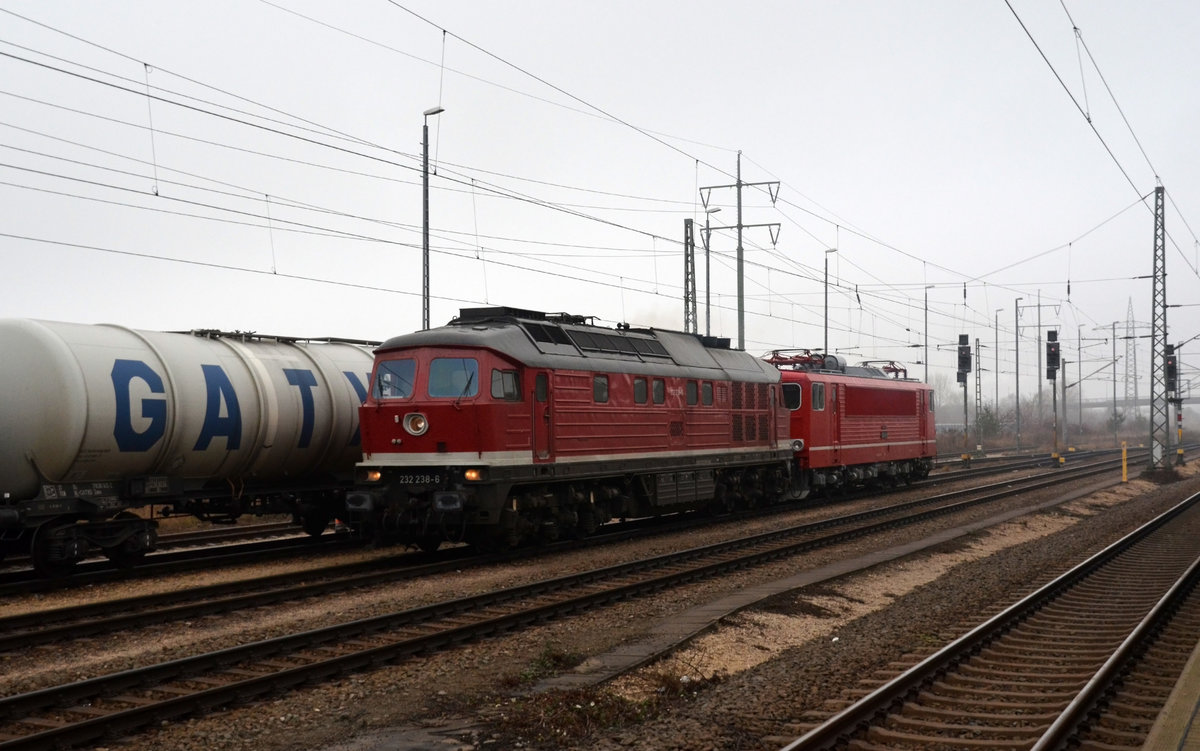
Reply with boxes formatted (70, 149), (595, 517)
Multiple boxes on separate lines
(974, 337), (983, 452)
(994, 307), (1003, 408)
(1014, 298), (1023, 451)
(1018, 292), (1058, 417)
(421, 105), (444, 330)
(699, 151), (780, 351)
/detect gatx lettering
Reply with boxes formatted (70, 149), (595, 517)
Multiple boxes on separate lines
(112, 361), (369, 453)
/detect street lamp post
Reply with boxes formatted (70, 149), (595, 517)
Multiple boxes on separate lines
(924, 285), (933, 383)
(824, 248), (837, 353)
(421, 105), (444, 330)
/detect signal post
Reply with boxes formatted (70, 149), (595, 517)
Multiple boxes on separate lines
(1167, 344), (1184, 465)
(1047, 330), (1062, 465)
(957, 334), (971, 463)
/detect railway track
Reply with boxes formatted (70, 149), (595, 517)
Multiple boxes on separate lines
(780, 491), (1200, 751)
(0, 449), (1121, 598)
(0, 525), (361, 597)
(0, 452), (1132, 654)
(0, 453), (1140, 749)
(0, 520), (302, 570)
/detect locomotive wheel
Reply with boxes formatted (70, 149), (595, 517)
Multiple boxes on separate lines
(30, 519), (85, 577)
(575, 507), (599, 538)
(103, 511), (151, 569)
(707, 487), (733, 516)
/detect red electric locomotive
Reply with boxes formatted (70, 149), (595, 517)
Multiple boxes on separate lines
(347, 307), (796, 550)
(765, 350), (936, 496)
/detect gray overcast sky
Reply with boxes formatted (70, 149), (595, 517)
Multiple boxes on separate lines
(1, 0), (1196, 405)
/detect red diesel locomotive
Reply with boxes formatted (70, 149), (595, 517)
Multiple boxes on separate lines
(346, 307), (796, 549)
(347, 308), (936, 551)
(765, 351), (936, 496)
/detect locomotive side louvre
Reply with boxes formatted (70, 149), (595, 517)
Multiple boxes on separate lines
(539, 370), (780, 462)
(350, 307), (795, 550)
(0, 318), (375, 575)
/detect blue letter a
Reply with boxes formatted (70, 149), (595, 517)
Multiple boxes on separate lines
(194, 364), (242, 450)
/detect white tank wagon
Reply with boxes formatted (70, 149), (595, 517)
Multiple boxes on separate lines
(0, 319), (376, 576)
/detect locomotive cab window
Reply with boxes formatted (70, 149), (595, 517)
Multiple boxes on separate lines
(686, 381), (698, 406)
(652, 378), (665, 404)
(702, 382), (713, 406)
(812, 382), (826, 411)
(928, 390), (935, 412)
(491, 369), (521, 401)
(593, 374), (609, 403)
(782, 382), (802, 410)
(634, 377), (648, 404)
(374, 358), (416, 400)
(535, 373), (549, 402)
(428, 358), (479, 398)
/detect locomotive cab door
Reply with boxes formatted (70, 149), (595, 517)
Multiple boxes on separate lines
(533, 371), (551, 461)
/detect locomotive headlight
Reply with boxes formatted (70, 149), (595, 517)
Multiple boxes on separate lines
(363, 469), (382, 483)
(403, 413), (429, 436)
(791, 439), (805, 452)
(463, 468), (484, 482)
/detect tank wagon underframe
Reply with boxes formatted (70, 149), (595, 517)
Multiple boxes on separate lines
(0, 473), (358, 576)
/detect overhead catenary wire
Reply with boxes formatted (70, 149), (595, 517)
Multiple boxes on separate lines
(0, 3), (1189, 368)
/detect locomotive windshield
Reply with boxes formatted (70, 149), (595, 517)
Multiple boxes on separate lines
(428, 357), (479, 398)
(374, 358), (416, 399)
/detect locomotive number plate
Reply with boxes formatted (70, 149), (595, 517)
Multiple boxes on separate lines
(395, 474), (442, 485)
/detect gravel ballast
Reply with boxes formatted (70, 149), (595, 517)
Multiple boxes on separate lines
(17, 462), (1196, 751)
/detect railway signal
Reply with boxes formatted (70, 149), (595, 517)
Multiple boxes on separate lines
(1165, 344), (1177, 394)
(1046, 330), (1059, 380)
(956, 334), (971, 385)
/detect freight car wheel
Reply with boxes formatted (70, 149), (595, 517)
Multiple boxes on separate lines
(30, 519), (86, 578)
(103, 512), (152, 569)
(301, 510), (330, 537)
